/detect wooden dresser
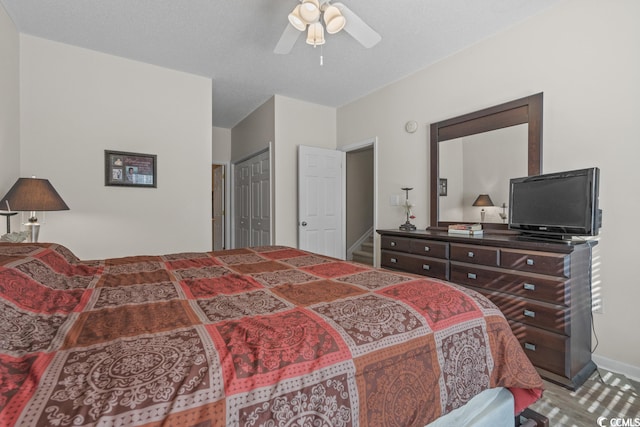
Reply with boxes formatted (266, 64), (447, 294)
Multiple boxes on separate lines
(378, 229), (597, 390)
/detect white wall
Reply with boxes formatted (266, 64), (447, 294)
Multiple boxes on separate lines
(231, 97), (274, 163)
(274, 95), (336, 247)
(461, 125), (527, 223)
(212, 126), (231, 164)
(19, 35), (212, 259)
(438, 140), (463, 222)
(0, 4), (20, 231)
(338, 0), (640, 375)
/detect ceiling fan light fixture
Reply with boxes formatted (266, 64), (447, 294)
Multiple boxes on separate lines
(306, 21), (325, 46)
(299, 0), (320, 23)
(274, 0), (381, 55)
(323, 5), (345, 34)
(288, 5), (307, 31)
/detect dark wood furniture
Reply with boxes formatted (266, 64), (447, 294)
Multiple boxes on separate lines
(429, 93), (543, 231)
(378, 229), (597, 390)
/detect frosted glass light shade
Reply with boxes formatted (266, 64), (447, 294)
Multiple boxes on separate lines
(323, 5), (345, 34)
(300, 0), (320, 23)
(306, 22), (325, 45)
(288, 5), (306, 31)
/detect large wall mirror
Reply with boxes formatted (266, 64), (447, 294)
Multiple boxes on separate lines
(429, 93), (543, 230)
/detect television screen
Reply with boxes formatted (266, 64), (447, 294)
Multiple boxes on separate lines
(509, 167), (600, 239)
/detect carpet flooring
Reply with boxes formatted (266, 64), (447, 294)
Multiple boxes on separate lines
(528, 368), (640, 426)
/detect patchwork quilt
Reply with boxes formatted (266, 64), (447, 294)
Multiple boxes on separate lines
(0, 242), (543, 426)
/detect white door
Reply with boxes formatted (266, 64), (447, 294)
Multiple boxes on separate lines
(212, 165), (225, 251)
(298, 145), (345, 259)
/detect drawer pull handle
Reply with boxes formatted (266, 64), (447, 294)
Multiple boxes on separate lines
(524, 343), (537, 352)
(523, 283), (536, 291)
(390, 258), (397, 263)
(422, 264), (430, 271)
(467, 251), (474, 258)
(524, 309), (536, 318)
(424, 246), (430, 252)
(526, 258), (534, 266)
(390, 241), (396, 247)
(467, 273), (477, 279)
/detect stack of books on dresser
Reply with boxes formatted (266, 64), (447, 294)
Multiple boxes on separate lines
(448, 223), (484, 236)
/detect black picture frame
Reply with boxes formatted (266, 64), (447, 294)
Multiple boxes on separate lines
(105, 150), (157, 188)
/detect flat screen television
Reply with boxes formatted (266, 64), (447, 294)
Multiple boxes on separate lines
(508, 167), (601, 240)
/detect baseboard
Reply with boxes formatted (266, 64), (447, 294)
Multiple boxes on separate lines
(593, 354), (640, 382)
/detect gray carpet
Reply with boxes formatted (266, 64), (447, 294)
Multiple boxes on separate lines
(529, 369), (640, 426)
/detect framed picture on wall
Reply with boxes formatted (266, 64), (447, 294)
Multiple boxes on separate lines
(439, 178), (447, 196)
(105, 150), (157, 188)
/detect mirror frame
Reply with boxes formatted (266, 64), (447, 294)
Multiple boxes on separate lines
(429, 93), (543, 230)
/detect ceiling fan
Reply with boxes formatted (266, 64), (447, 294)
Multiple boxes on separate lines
(274, 0), (382, 54)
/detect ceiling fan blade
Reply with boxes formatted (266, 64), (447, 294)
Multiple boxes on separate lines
(274, 23), (301, 54)
(333, 2), (381, 48)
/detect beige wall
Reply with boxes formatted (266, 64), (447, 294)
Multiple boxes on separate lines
(19, 35), (212, 259)
(274, 95), (336, 247)
(231, 97), (274, 163)
(212, 126), (231, 164)
(337, 0), (640, 375)
(0, 4), (20, 232)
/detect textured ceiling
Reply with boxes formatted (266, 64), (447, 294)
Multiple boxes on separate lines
(0, 0), (561, 128)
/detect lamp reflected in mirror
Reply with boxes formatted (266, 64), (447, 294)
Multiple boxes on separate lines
(472, 194), (494, 223)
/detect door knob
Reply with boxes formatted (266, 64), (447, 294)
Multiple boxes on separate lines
(301, 221), (307, 226)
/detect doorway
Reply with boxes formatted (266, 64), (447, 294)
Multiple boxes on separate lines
(344, 139), (376, 265)
(296, 139), (377, 264)
(346, 145), (374, 264)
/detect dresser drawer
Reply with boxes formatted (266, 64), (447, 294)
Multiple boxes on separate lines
(450, 243), (499, 266)
(474, 289), (568, 335)
(409, 239), (449, 259)
(501, 248), (570, 278)
(509, 320), (569, 377)
(381, 236), (412, 252)
(381, 250), (448, 280)
(403, 254), (449, 280)
(450, 262), (568, 305)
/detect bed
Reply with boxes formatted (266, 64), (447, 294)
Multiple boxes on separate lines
(0, 242), (543, 426)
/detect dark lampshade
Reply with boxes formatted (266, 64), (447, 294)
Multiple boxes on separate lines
(0, 177), (69, 212)
(472, 194), (494, 207)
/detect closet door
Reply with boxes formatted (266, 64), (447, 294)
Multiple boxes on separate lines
(250, 151), (271, 246)
(234, 161), (251, 248)
(233, 150), (271, 248)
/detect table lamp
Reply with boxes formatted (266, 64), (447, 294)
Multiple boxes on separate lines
(0, 177), (69, 242)
(472, 194), (494, 223)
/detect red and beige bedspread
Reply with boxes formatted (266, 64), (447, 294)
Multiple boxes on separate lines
(0, 242), (542, 426)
